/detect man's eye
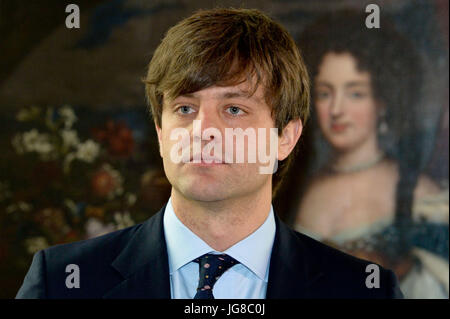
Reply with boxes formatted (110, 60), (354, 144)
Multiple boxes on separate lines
(177, 106), (195, 114)
(226, 106), (244, 116)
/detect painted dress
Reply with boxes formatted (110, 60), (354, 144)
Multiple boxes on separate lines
(295, 189), (449, 299)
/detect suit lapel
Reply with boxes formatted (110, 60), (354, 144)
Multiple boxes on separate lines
(266, 214), (324, 298)
(103, 204), (171, 299)
(102, 205), (324, 298)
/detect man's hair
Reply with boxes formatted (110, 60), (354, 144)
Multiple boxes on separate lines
(144, 8), (310, 196)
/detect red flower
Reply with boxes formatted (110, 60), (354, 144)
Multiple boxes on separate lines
(90, 168), (117, 198)
(92, 120), (134, 157)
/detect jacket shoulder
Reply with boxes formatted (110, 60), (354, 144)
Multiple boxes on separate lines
(45, 222), (143, 264)
(291, 229), (403, 298)
(17, 222), (144, 299)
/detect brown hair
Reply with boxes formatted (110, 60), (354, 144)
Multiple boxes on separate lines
(144, 7), (310, 196)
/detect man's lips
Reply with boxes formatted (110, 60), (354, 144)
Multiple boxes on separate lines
(188, 154), (227, 165)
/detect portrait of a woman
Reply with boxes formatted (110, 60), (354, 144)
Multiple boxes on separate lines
(294, 10), (448, 298)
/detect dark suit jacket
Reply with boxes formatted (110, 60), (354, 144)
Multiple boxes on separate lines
(16, 204), (404, 298)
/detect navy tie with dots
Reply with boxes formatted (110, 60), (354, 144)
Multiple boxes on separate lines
(193, 253), (239, 299)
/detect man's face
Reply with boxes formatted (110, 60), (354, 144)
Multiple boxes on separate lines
(155, 80), (280, 203)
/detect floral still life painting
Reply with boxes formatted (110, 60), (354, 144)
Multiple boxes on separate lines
(0, 105), (170, 297)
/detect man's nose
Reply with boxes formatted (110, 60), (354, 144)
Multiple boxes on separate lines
(194, 107), (222, 140)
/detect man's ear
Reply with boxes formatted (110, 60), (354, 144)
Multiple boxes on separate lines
(278, 118), (303, 161)
(154, 120), (163, 158)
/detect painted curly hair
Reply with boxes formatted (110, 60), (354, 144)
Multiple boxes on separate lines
(297, 9), (425, 260)
(298, 9), (423, 148)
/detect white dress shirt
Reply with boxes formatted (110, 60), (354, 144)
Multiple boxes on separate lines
(162, 197), (276, 299)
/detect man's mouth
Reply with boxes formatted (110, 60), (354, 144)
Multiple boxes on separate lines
(189, 154), (227, 165)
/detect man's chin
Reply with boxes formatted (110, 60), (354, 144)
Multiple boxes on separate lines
(177, 181), (230, 202)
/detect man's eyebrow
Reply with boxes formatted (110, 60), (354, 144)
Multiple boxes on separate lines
(178, 93), (196, 98)
(220, 91), (250, 99)
(177, 90), (263, 103)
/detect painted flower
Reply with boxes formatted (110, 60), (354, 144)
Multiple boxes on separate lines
(23, 129), (52, 152)
(126, 192), (137, 206)
(21, 129), (40, 150)
(17, 129), (55, 160)
(75, 139), (100, 163)
(34, 208), (69, 234)
(90, 163), (123, 199)
(25, 237), (49, 254)
(113, 212), (135, 230)
(16, 105), (41, 122)
(11, 134), (24, 154)
(85, 205), (105, 219)
(5, 201), (32, 214)
(92, 120), (134, 157)
(61, 129), (80, 148)
(34, 139), (54, 159)
(59, 105), (77, 129)
(85, 218), (115, 239)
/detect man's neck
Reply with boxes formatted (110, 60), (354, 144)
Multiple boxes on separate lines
(170, 185), (272, 252)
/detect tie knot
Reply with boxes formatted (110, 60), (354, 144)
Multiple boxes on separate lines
(194, 253), (238, 269)
(193, 253), (239, 298)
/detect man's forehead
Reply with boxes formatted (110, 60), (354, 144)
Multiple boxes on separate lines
(164, 80), (267, 104)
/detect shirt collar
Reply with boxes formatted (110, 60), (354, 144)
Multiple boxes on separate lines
(163, 197), (276, 282)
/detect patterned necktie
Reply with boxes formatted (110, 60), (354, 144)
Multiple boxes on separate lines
(193, 253), (239, 299)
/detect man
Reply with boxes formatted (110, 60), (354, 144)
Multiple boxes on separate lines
(16, 8), (403, 299)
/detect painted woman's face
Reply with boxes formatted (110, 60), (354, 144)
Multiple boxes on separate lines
(314, 52), (379, 152)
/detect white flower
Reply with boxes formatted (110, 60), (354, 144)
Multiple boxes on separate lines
(63, 152), (76, 174)
(126, 193), (137, 206)
(61, 129), (80, 148)
(75, 140), (100, 163)
(85, 218), (115, 239)
(17, 201), (32, 212)
(22, 129), (40, 152)
(100, 163), (124, 200)
(59, 105), (77, 129)
(34, 138), (53, 156)
(114, 212), (135, 230)
(16, 105), (41, 122)
(64, 199), (77, 213)
(25, 237), (49, 254)
(6, 201), (33, 213)
(11, 134), (24, 154)
(16, 109), (30, 122)
(21, 129), (54, 157)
